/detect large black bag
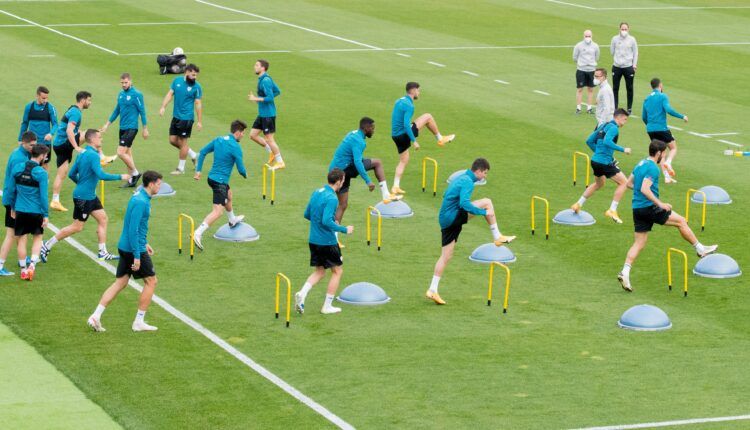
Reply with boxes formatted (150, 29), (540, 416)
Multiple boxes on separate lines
(156, 54), (187, 75)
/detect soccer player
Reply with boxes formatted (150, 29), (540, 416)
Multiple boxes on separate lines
(0, 132), (36, 276)
(294, 168), (353, 315)
(610, 22), (638, 113)
(7, 144), (50, 281)
(642, 77), (688, 184)
(426, 158), (515, 305)
(18, 86), (57, 170)
(573, 30), (599, 114)
(86, 171), (163, 333)
(247, 59), (285, 170)
(51, 91), (91, 212)
(101, 73), (148, 187)
(618, 140), (717, 292)
(329, 117), (400, 247)
(159, 64), (202, 175)
(391, 82), (455, 194)
(594, 68), (614, 126)
(192, 120), (248, 250)
(40, 129), (130, 262)
(571, 108), (632, 224)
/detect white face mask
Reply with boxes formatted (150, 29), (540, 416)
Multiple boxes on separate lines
(620, 30), (629, 38)
(593, 78), (601, 86)
(584, 36), (592, 44)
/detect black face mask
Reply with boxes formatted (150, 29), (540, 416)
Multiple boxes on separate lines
(186, 77), (196, 85)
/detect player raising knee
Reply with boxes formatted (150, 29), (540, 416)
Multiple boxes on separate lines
(642, 77), (688, 184)
(427, 158), (515, 305)
(247, 59), (285, 170)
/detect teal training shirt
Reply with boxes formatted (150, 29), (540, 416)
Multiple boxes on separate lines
(68, 146), (121, 200)
(2, 146), (31, 206)
(53, 105), (82, 146)
(170, 76), (202, 121)
(118, 188), (151, 254)
(109, 86), (147, 130)
(8, 160), (48, 217)
(632, 158), (661, 209)
(328, 129), (371, 185)
(256, 73), (280, 118)
(196, 134), (247, 184)
(642, 90), (683, 133)
(304, 184), (347, 246)
(391, 95), (416, 141)
(589, 120), (625, 165)
(438, 170), (487, 228)
(18, 101), (58, 142)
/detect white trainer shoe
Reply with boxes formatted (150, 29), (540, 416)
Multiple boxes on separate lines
(87, 315), (106, 332)
(617, 272), (633, 292)
(132, 320), (158, 332)
(321, 305), (342, 314)
(697, 244), (718, 258)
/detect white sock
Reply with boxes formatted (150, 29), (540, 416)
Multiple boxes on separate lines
(298, 282), (313, 301)
(131, 169), (139, 176)
(609, 201), (619, 211)
(52, 194), (60, 202)
(226, 210), (236, 222)
(31, 255), (40, 264)
(436, 133), (442, 141)
(0, 258), (4, 270)
(489, 223), (501, 241)
(195, 222), (209, 236)
(379, 181), (389, 200)
(274, 154), (283, 163)
(93, 304), (106, 319)
(265, 144), (272, 153)
(577, 196), (587, 206)
(429, 275), (440, 293)
(135, 309), (146, 322)
(18, 259), (26, 268)
(46, 236), (59, 249)
(177, 159), (186, 171)
(98, 243), (106, 252)
(693, 242), (705, 254)
(621, 263), (631, 276)
(323, 293), (335, 308)
(393, 177), (400, 188)
(188, 149), (197, 159)
(577, 104), (582, 110)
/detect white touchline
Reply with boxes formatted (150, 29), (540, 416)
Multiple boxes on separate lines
(121, 50), (292, 56)
(205, 20), (272, 24)
(688, 131), (711, 138)
(462, 70), (479, 77)
(195, 0), (381, 50)
(46, 222), (355, 430)
(494, 79), (510, 85)
(395, 53), (411, 57)
(533, 90), (550, 96)
(545, 0), (750, 10)
(570, 413), (750, 430)
(668, 125), (683, 131)
(428, 61), (446, 67)
(545, 0), (594, 9)
(28, 54), (55, 57)
(718, 140), (744, 147)
(119, 22), (197, 26)
(0, 9), (118, 55)
(703, 132), (739, 137)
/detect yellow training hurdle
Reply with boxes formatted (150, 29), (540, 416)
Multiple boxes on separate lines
(366, 206), (382, 251)
(421, 157), (438, 196)
(487, 262), (512, 314)
(177, 213), (195, 260)
(262, 163), (277, 205)
(685, 188), (707, 232)
(274, 272), (292, 327)
(667, 247), (688, 297)
(573, 151), (590, 186)
(531, 195), (550, 240)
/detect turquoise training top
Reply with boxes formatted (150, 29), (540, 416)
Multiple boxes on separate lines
(256, 73), (280, 118)
(391, 95), (416, 141)
(2, 145), (31, 207)
(18, 101), (58, 142)
(329, 129), (371, 185)
(196, 134), (247, 184)
(68, 146), (121, 201)
(642, 90), (683, 133)
(632, 158), (661, 209)
(53, 105), (82, 146)
(304, 184), (347, 246)
(438, 169), (487, 229)
(170, 76), (202, 121)
(118, 188), (152, 254)
(8, 160), (48, 217)
(109, 86), (147, 130)
(585, 120), (625, 165)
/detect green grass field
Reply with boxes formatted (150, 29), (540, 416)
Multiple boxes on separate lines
(1, 1), (749, 429)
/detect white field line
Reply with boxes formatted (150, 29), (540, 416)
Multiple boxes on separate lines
(119, 21), (197, 26)
(195, 0), (381, 50)
(718, 139), (743, 147)
(667, 125), (683, 131)
(533, 90), (551, 96)
(703, 132), (739, 136)
(545, 0), (594, 9)
(462, 70), (479, 77)
(121, 50), (292, 56)
(427, 61), (446, 67)
(46, 222), (355, 430)
(545, 0), (750, 10)
(205, 20), (271, 24)
(571, 413), (750, 430)
(689, 131), (711, 138)
(395, 53), (411, 57)
(0, 20), (272, 27)
(0, 9), (118, 54)
(27, 54), (55, 57)
(494, 79), (510, 85)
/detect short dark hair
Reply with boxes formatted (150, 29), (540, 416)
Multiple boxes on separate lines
(21, 131), (37, 143)
(650, 78), (661, 89)
(405, 82), (420, 92)
(120, 72), (131, 80)
(31, 144), (49, 159)
(620, 22), (629, 28)
(230, 120), (248, 133)
(595, 67), (607, 78)
(76, 91), (92, 102)
(359, 116), (374, 129)
(614, 108), (629, 117)
(142, 170), (163, 187)
(257, 59), (269, 71)
(328, 168), (345, 184)
(649, 139), (667, 156)
(471, 158), (490, 172)
(84, 128), (99, 143)
(36, 86), (49, 95)
(185, 63), (200, 73)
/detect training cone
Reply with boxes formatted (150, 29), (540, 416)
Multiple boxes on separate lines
(469, 243), (516, 264)
(371, 200), (413, 218)
(691, 185), (732, 205)
(553, 209), (596, 226)
(136, 182), (176, 197)
(447, 170), (486, 186)
(618, 304), (672, 331)
(213, 222), (260, 242)
(337, 282), (391, 306)
(693, 254), (742, 279)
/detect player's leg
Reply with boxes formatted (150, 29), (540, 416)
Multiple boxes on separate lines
(89, 208), (117, 260)
(366, 158), (400, 201)
(575, 87), (584, 113)
(611, 66), (622, 108)
(393, 148), (410, 190)
(265, 132), (284, 169)
(428, 240), (456, 304)
(117, 145), (135, 173)
(604, 172), (628, 224)
(16, 233), (28, 279)
(414, 113), (454, 146)
(624, 67), (635, 112)
(132, 275), (158, 332)
(321, 265), (343, 314)
(0, 226), (16, 276)
(664, 211), (717, 257)
(471, 198), (516, 244)
(572, 175), (605, 212)
(87, 275), (130, 332)
(40, 220), (84, 262)
(29, 233), (43, 275)
(51, 153), (71, 211)
(193, 204), (223, 251)
(586, 86), (595, 113)
(619, 232), (648, 291)
(295, 266), (326, 314)
(664, 139), (677, 176)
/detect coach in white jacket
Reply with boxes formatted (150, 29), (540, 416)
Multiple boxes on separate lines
(594, 68), (614, 126)
(573, 29), (599, 114)
(610, 22), (638, 113)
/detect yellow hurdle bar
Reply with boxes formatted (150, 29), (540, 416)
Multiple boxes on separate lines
(487, 262), (512, 314)
(685, 188), (707, 232)
(421, 157), (438, 196)
(531, 195), (550, 240)
(262, 163), (277, 205)
(667, 247), (688, 297)
(366, 206), (382, 251)
(98, 180), (105, 207)
(274, 272), (292, 327)
(177, 213), (195, 260)
(573, 151), (590, 186)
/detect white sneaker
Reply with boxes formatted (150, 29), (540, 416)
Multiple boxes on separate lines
(321, 305), (342, 314)
(193, 233), (204, 251)
(132, 320), (158, 332)
(87, 315), (106, 332)
(170, 168), (185, 175)
(229, 215), (245, 228)
(617, 272), (632, 292)
(294, 292), (304, 314)
(697, 244), (718, 258)
(664, 175), (677, 184)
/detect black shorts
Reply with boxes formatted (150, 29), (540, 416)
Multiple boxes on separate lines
(119, 129), (138, 147)
(591, 160), (621, 178)
(116, 249), (156, 279)
(633, 205), (671, 233)
(338, 159), (373, 194)
(392, 123), (420, 154)
(647, 130), (675, 144)
(441, 208), (469, 247)
(73, 197), (103, 222)
(14, 211), (44, 236)
(208, 178), (229, 205)
(576, 70), (595, 88)
(4, 205), (14, 229)
(53, 138), (77, 168)
(309, 243), (343, 269)
(169, 117), (194, 138)
(252, 116), (276, 134)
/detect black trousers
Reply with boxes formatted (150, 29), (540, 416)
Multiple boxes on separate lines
(612, 66), (635, 110)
